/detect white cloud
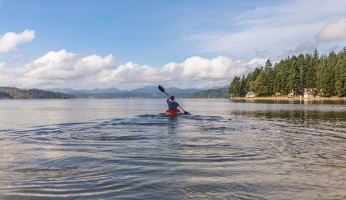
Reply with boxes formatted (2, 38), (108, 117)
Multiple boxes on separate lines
(0, 29), (35, 53)
(0, 49), (267, 89)
(24, 49), (115, 80)
(0, 49), (115, 89)
(317, 18), (346, 42)
(96, 56), (267, 89)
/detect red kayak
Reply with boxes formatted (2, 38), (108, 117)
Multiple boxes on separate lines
(165, 109), (181, 115)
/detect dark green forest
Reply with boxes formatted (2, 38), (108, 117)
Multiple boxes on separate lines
(0, 87), (75, 99)
(229, 48), (346, 97)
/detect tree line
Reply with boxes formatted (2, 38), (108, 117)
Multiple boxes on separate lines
(0, 87), (75, 99)
(229, 48), (346, 97)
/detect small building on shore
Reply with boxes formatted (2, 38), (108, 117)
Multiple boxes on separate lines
(246, 92), (256, 98)
(304, 88), (318, 99)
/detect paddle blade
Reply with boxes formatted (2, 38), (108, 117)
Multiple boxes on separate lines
(158, 85), (165, 93)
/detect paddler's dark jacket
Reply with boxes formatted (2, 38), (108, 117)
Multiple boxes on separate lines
(167, 99), (179, 110)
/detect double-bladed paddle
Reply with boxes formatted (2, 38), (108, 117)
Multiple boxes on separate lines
(158, 85), (190, 114)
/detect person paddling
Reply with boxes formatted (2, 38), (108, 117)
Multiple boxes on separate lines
(158, 85), (190, 114)
(167, 96), (179, 109)
(166, 96), (181, 115)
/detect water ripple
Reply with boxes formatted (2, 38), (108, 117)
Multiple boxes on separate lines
(1, 114), (346, 199)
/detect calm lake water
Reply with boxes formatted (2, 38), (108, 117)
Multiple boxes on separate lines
(0, 99), (345, 199)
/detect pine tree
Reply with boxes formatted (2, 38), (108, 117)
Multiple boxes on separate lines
(229, 76), (241, 97)
(261, 59), (274, 96)
(335, 80), (344, 97)
(240, 75), (247, 97)
(229, 48), (346, 98)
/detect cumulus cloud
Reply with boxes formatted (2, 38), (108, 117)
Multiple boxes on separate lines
(317, 18), (346, 42)
(0, 29), (35, 53)
(0, 49), (267, 89)
(0, 49), (116, 88)
(23, 49), (115, 80)
(97, 56), (267, 89)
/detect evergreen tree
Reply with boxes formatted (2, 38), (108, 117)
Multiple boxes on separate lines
(335, 48), (346, 93)
(250, 73), (267, 96)
(318, 52), (336, 97)
(245, 67), (263, 89)
(228, 48), (346, 98)
(335, 80), (344, 97)
(261, 59), (274, 96)
(287, 56), (300, 92)
(229, 76), (241, 97)
(305, 54), (317, 88)
(313, 48), (319, 60)
(240, 75), (247, 97)
(273, 61), (289, 95)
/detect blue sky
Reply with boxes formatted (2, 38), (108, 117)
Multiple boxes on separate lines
(1, 0), (346, 89)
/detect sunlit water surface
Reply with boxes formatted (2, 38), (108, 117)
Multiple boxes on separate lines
(1, 99), (345, 199)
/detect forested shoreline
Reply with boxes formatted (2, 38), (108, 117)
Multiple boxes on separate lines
(0, 87), (75, 99)
(229, 48), (346, 98)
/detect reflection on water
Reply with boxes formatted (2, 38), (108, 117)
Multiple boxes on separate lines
(0, 99), (345, 199)
(231, 109), (346, 123)
(231, 98), (346, 105)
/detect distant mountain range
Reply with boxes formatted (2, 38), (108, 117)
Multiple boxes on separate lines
(49, 86), (202, 94)
(49, 86), (205, 99)
(190, 88), (230, 99)
(0, 85), (230, 99)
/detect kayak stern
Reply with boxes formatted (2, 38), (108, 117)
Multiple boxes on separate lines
(165, 109), (181, 115)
